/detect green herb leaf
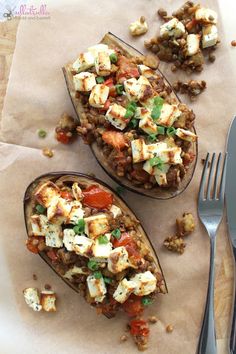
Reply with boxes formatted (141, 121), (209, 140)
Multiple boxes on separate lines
(96, 76), (105, 84)
(129, 118), (139, 128)
(94, 271), (102, 279)
(157, 126), (165, 135)
(73, 219), (85, 234)
(124, 109), (134, 119)
(151, 105), (162, 121)
(88, 260), (99, 271)
(127, 101), (137, 112)
(104, 276), (112, 284)
(148, 133), (157, 143)
(141, 297), (153, 306)
(166, 127), (176, 137)
(112, 228), (121, 239)
(38, 129), (47, 138)
(98, 235), (109, 244)
(109, 53), (118, 64)
(116, 186), (125, 195)
(153, 96), (164, 106)
(35, 204), (46, 214)
(149, 156), (164, 168)
(116, 84), (124, 95)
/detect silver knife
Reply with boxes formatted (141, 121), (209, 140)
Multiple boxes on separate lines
(226, 116), (236, 354)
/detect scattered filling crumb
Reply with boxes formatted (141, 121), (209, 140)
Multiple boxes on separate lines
(173, 80), (206, 101)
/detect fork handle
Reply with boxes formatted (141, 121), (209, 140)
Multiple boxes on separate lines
(229, 248), (236, 354)
(198, 237), (217, 354)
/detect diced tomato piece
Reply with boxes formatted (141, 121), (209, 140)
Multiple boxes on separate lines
(123, 294), (144, 317)
(47, 249), (58, 261)
(56, 130), (71, 144)
(82, 185), (113, 209)
(130, 319), (150, 337)
(26, 236), (44, 254)
(113, 232), (133, 248)
(60, 190), (73, 201)
(131, 169), (150, 183)
(109, 85), (118, 98)
(113, 232), (141, 260)
(116, 56), (140, 83)
(104, 77), (114, 87)
(186, 18), (198, 31)
(102, 131), (128, 150)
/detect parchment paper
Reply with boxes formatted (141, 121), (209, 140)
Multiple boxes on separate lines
(0, 1), (236, 353)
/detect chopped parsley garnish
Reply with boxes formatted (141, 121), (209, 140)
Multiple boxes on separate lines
(116, 84), (124, 95)
(167, 127), (177, 137)
(98, 235), (109, 244)
(73, 219), (85, 234)
(151, 96), (164, 121)
(109, 53), (118, 63)
(129, 118), (139, 128)
(38, 129), (47, 138)
(148, 133), (157, 143)
(141, 297), (153, 306)
(96, 76), (105, 84)
(149, 156), (164, 171)
(157, 126), (165, 135)
(88, 260), (99, 271)
(125, 101), (137, 119)
(35, 204), (46, 214)
(94, 271), (103, 279)
(112, 228), (121, 239)
(104, 276), (112, 284)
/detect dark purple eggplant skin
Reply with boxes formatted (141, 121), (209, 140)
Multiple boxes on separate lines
(23, 172), (168, 300)
(62, 32), (198, 200)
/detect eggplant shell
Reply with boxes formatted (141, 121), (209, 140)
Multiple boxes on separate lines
(63, 32), (198, 199)
(24, 172), (167, 301)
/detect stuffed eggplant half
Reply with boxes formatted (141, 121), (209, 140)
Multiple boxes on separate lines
(24, 173), (166, 324)
(63, 33), (197, 199)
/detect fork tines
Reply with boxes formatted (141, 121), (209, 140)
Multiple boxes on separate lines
(199, 153), (228, 201)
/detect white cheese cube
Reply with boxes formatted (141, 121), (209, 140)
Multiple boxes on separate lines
(45, 223), (63, 248)
(31, 214), (48, 236)
(160, 18), (185, 38)
(176, 128), (197, 142)
(40, 290), (57, 312)
(135, 107), (151, 120)
(195, 8), (217, 24)
(88, 44), (114, 58)
(87, 274), (107, 303)
(131, 271), (157, 296)
(129, 18), (148, 36)
(23, 288), (42, 312)
(73, 235), (94, 257)
(66, 201), (84, 225)
(34, 181), (60, 208)
(202, 25), (218, 48)
(105, 103), (128, 130)
(158, 147), (182, 165)
(84, 214), (110, 239)
(108, 246), (129, 274)
(89, 84), (109, 108)
(47, 197), (71, 223)
(186, 34), (200, 56)
(139, 116), (158, 135)
(95, 51), (111, 76)
(63, 229), (76, 251)
(138, 65), (156, 78)
(140, 94), (159, 110)
(72, 52), (94, 73)
(146, 142), (168, 156)
(158, 104), (181, 127)
(73, 72), (96, 92)
(138, 75), (153, 103)
(92, 236), (113, 259)
(64, 265), (89, 280)
(113, 279), (136, 303)
(124, 78), (140, 102)
(155, 166), (170, 186)
(110, 205), (122, 218)
(131, 139), (150, 163)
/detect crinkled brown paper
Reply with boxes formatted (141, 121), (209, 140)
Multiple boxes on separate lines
(0, 0), (236, 353)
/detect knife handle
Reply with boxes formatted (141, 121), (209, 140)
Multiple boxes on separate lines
(230, 248), (236, 354)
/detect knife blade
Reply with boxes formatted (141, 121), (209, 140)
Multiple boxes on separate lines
(226, 115), (236, 354)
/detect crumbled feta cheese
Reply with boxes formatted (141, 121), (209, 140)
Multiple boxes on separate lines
(105, 104), (128, 130)
(31, 214), (48, 236)
(84, 214), (110, 239)
(87, 274), (107, 303)
(138, 64), (156, 78)
(34, 181), (60, 208)
(45, 223), (63, 248)
(129, 18), (148, 36)
(73, 72), (96, 92)
(89, 84), (109, 108)
(160, 18), (185, 38)
(186, 34), (201, 56)
(113, 278), (136, 303)
(92, 234), (113, 259)
(195, 7), (217, 24)
(66, 201), (84, 225)
(63, 229), (76, 251)
(73, 235), (94, 257)
(23, 288), (42, 312)
(72, 52), (95, 73)
(202, 25), (218, 48)
(110, 205), (122, 218)
(130, 271), (157, 296)
(108, 246), (130, 273)
(124, 78), (141, 102)
(176, 128), (197, 142)
(88, 44), (114, 58)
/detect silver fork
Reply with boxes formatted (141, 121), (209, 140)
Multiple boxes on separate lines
(197, 152), (227, 354)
